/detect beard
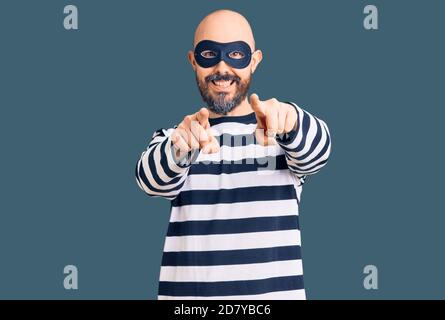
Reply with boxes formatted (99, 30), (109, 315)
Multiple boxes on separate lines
(196, 71), (251, 115)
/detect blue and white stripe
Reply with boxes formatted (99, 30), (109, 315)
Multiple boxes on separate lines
(135, 102), (331, 299)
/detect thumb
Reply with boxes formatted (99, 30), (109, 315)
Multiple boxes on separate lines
(250, 93), (265, 116)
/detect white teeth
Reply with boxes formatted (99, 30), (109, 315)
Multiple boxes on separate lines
(213, 80), (232, 88)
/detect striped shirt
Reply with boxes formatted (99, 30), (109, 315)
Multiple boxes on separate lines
(135, 102), (331, 299)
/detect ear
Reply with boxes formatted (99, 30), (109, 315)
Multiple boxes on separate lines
(250, 50), (263, 74)
(188, 50), (197, 71)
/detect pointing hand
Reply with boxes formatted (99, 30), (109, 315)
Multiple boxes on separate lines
(171, 108), (220, 159)
(250, 93), (298, 146)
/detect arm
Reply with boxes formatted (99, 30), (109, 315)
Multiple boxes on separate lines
(249, 94), (331, 184)
(135, 128), (192, 200)
(276, 101), (331, 182)
(135, 108), (220, 200)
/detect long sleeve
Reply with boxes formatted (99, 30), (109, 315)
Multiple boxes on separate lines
(135, 127), (194, 200)
(276, 102), (332, 184)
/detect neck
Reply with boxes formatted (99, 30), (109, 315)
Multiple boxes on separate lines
(208, 96), (253, 118)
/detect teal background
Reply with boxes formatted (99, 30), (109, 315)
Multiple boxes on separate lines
(0, 0), (444, 299)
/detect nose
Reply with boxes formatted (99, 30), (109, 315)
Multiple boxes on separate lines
(213, 59), (232, 74)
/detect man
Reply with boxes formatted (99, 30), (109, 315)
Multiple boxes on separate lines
(135, 9), (331, 300)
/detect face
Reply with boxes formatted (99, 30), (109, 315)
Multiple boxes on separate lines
(189, 40), (262, 115)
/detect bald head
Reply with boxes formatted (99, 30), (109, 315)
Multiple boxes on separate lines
(193, 9), (255, 51)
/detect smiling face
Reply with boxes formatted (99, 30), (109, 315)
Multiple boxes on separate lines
(188, 10), (262, 115)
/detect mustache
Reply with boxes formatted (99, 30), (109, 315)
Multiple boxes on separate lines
(205, 73), (241, 84)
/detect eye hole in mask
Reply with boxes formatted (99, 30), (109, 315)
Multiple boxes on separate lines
(194, 40), (253, 69)
(200, 50), (246, 60)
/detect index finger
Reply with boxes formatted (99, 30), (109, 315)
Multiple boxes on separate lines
(195, 107), (210, 129)
(250, 93), (265, 116)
